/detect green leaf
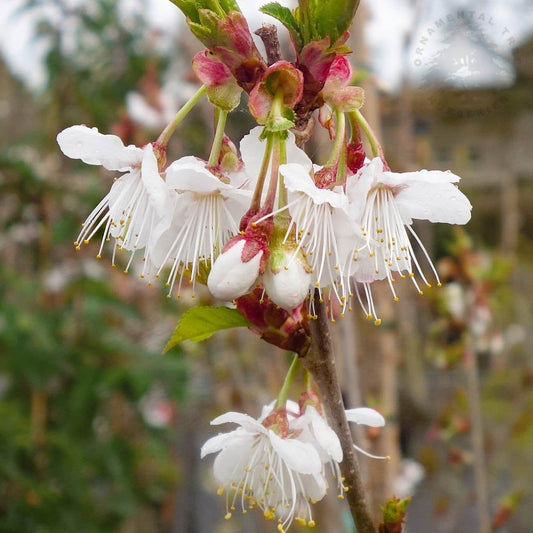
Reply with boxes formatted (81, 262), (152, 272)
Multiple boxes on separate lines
(261, 3), (303, 49)
(164, 306), (250, 352)
(313, 0), (360, 44)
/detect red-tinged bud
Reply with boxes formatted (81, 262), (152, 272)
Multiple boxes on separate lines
(325, 55), (353, 86)
(218, 134), (242, 173)
(378, 496), (411, 533)
(318, 104), (336, 139)
(346, 140), (366, 173)
(248, 61), (303, 127)
(298, 390), (322, 414)
(212, 12), (266, 92)
(236, 288), (311, 356)
(322, 56), (364, 112)
(192, 50), (242, 110)
(298, 38), (336, 85)
(491, 490), (523, 530)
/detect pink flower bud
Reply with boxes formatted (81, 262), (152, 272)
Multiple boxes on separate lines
(192, 50), (242, 110)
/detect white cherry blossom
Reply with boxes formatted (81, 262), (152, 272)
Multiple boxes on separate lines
(347, 157), (472, 299)
(148, 156), (252, 296)
(201, 408), (325, 531)
(57, 125), (172, 273)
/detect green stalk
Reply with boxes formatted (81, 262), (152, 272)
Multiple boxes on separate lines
(352, 108), (382, 158)
(326, 109), (347, 167)
(208, 108), (228, 167)
(250, 134), (274, 212)
(275, 354), (301, 409)
(155, 84), (206, 148)
(276, 137), (289, 213)
(264, 133), (281, 212)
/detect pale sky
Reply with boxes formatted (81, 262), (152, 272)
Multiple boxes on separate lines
(1, 0), (532, 92)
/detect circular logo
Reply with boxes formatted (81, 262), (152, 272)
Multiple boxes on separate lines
(410, 10), (516, 115)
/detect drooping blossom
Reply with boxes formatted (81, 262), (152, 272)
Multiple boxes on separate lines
(200, 407), (325, 531)
(201, 400), (387, 530)
(347, 157), (472, 300)
(57, 125), (172, 273)
(148, 156), (252, 296)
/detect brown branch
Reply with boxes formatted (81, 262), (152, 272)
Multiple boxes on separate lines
(254, 24), (281, 66)
(301, 295), (376, 533)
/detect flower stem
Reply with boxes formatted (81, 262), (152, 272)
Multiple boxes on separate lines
(265, 134), (281, 212)
(301, 294), (376, 533)
(275, 354), (301, 409)
(351, 108), (382, 159)
(155, 85), (206, 149)
(250, 134), (274, 212)
(326, 109), (346, 167)
(208, 108), (229, 167)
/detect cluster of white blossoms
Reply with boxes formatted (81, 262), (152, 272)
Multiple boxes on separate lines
(200, 400), (385, 531)
(57, 123), (471, 322)
(57, 1), (475, 530)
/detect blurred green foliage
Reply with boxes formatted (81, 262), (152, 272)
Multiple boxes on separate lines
(0, 1), (190, 531)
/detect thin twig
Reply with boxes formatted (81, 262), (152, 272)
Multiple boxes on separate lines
(255, 24), (281, 66)
(301, 295), (376, 533)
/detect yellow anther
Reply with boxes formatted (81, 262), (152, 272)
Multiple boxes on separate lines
(374, 319), (382, 326)
(224, 512), (232, 520)
(393, 297), (399, 302)
(264, 510), (276, 521)
(308, 520), (316, 528)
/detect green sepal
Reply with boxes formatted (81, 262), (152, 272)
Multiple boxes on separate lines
(164, 306), (250, 352)
(265, 116), (294, 133)
(261, 3), (303, 49)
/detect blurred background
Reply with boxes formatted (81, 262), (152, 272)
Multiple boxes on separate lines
(0, 1), (532, 532)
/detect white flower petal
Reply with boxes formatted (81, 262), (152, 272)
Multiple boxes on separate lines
(301, 473), (328, 502)
(269, 431), (322, 475)
(281, 163), (348, 209)
(57, 125), (143, 171)
(201, 431), (239, 458)
(212, 433), (257, 485)
(141, 145), (171, 210)
(393, 180), (472, 224)
(211, 411), (266, 433)
(207, 240), (262, 300)
(262, 256), (311, 311)
(166, 157), (224, 193)
(345, 407), (385, 427)
(307, 406), (343, 462)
